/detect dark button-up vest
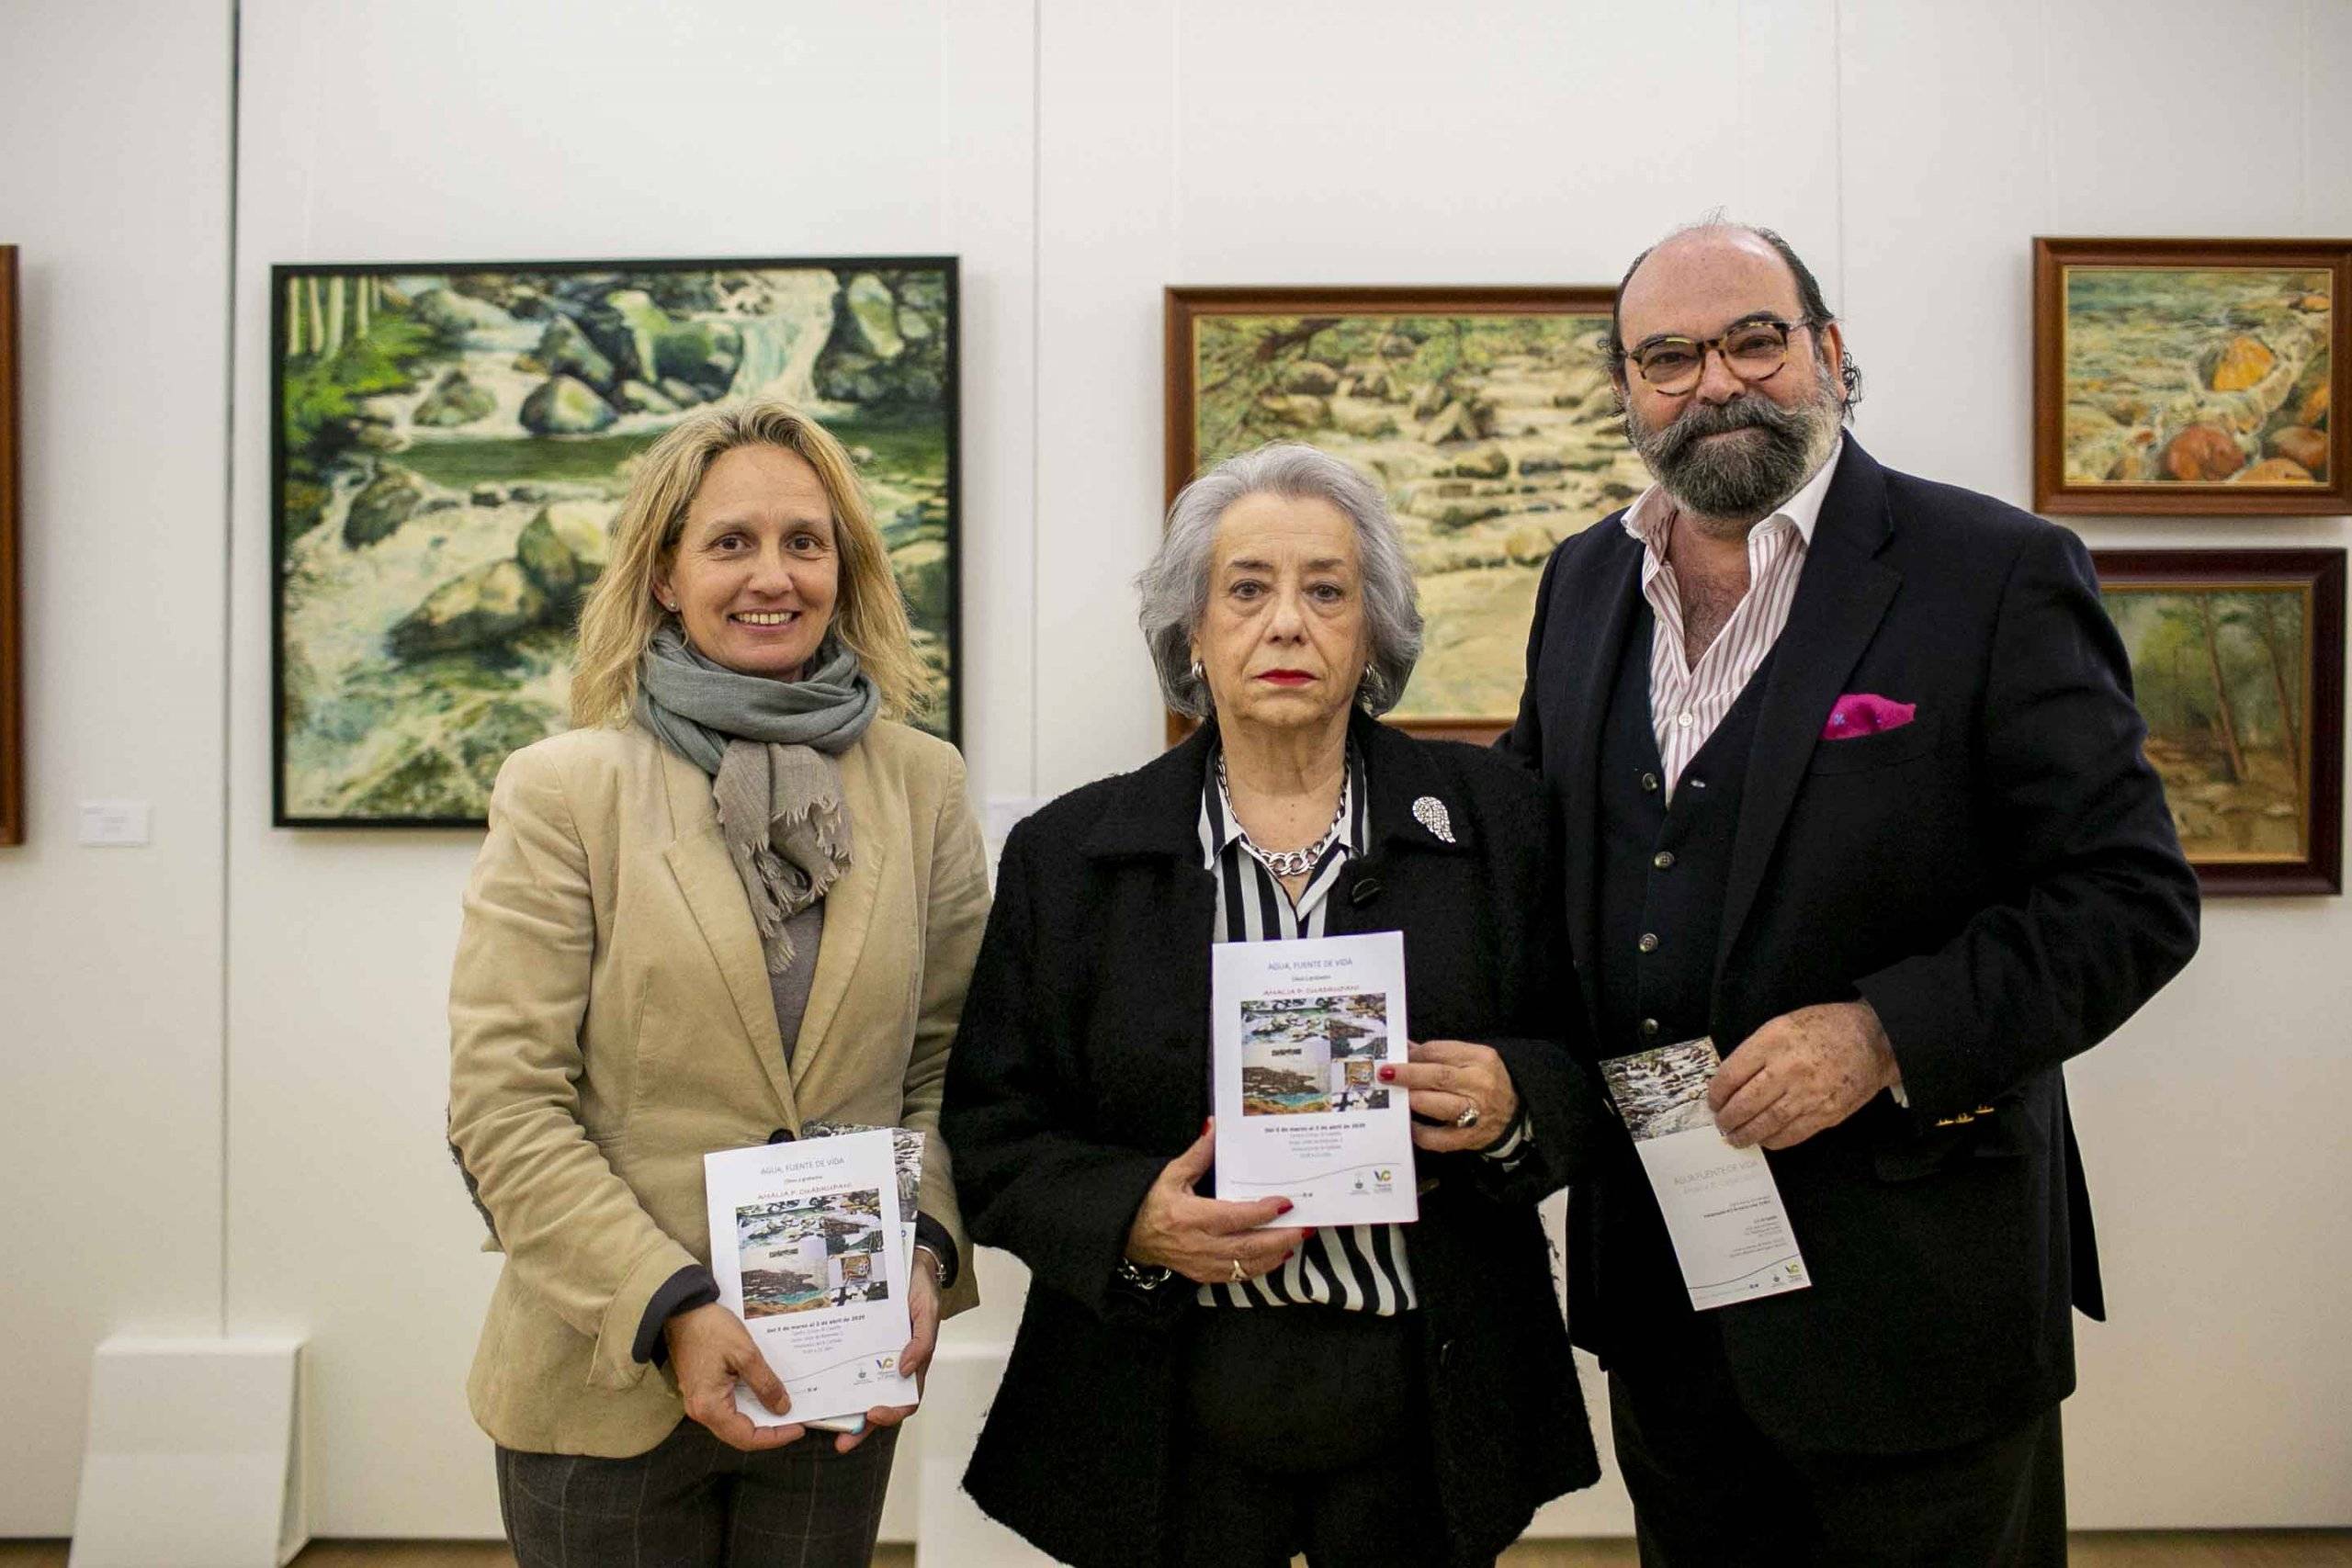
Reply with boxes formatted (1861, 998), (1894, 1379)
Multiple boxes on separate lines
(1594, 600), (1780, 1058)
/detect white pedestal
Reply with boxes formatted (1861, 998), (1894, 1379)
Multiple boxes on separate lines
(69, 1336), (308, 1568)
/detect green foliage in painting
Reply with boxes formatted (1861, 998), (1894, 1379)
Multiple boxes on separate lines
(2105, 584), (2309, 861)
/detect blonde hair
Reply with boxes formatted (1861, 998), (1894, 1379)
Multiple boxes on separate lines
(570, 400), (928, 728)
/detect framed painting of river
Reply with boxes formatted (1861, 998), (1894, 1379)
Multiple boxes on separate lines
(1165, 286), (1644, 742)
(270, 256), (959, 827)
(2035, 238), (2351, 515)
(2095, 548), (2344, 896)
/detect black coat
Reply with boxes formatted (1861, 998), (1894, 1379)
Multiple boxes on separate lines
(942, 712), (1606, 1568)
(1501, 438), (2201, 1452)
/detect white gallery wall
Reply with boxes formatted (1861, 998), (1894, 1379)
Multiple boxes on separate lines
(4, 0), (2349, 1541)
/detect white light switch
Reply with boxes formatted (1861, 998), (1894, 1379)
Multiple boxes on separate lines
(78, 800), (153, 846)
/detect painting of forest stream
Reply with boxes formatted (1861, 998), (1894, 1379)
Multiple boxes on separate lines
(1172, 290), (1647, 728)
(2101, 578), (2314, 864)
(2098, 549), (2352, 902)
(272, 258), (957, 825)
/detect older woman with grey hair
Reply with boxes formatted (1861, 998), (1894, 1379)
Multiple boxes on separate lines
(942, 443), (1605, 1567)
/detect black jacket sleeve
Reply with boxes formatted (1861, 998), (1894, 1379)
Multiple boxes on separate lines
(940, 822), (1182, 1330)
(1452, 770), (1610, 1205)
(1855, 523), (2200, 1117)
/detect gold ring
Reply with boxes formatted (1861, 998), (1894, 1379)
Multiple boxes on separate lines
(1453, 1104), (1482, 1130)
(1229, 1258), (1248, 1284)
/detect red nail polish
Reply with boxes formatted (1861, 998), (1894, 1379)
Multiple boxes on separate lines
(1283, 1250), (1295, 1261)
(1276, 1199), (1295, 1213)
(1202, 1118), (1212, 1137)
(1377, 1065), (1396, 1082)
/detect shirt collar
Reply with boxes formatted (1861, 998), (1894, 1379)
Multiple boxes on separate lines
(1622, 434), (1846, 558)
(1200, 744), (1363, 869)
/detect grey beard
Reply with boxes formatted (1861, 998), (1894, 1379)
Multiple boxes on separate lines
(1625, 364), (1845, 528)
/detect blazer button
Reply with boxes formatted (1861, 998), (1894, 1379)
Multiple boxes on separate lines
(1641, 772), (1660, 793)
(1640, 1018), (1661, 1037)
(1637, 932), (1659, 953)
(766, 1127), (794, 1144)
(1652, 852), (1675, 870)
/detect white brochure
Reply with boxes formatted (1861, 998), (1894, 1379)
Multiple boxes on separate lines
(1598, 1038), (1813, 1312)
(1211, 931), (1419, 1227)
(704, 1127), (918, 1426)
(803, 1120), (928, 1285)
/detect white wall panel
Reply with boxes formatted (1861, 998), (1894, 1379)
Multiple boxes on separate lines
(1033, 0), (1182, 794)
(0, 0), (233, 1534)
(222, 0), (1037, 1532)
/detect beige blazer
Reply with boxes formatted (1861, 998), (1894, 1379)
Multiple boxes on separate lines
(447, 717), (989, 1457)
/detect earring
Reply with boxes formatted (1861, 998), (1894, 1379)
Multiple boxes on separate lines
(1188, 660), (1204, 684)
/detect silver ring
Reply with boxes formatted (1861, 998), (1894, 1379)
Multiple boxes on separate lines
(1453, 1104), (1482, 1130)
(1229, 1258), (1248, 1284)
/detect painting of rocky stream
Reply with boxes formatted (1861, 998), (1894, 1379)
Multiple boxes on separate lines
(1172, 290), (1647, 729)
(2060, 265), (2332, 492)
(271, 258), (957, 825)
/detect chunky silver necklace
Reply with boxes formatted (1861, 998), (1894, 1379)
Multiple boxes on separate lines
(1218, 754), (1347, 879)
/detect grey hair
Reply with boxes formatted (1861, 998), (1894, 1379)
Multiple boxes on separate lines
(1138, 442), (1424, 719)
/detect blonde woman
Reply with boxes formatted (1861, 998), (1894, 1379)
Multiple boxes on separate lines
(447, 400), (988, 1567)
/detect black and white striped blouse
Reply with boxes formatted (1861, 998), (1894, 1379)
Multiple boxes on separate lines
(1195, 744), (1526, 1314)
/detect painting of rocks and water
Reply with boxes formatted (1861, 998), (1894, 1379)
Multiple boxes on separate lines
(271, 258), (957, 825)
(2096, 548), (2346, 895)
(1171, 289), (1647, 728)
(2042, 243), (2344, 513)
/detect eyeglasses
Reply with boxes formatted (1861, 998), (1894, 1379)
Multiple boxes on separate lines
(1624, 317), (1813, 394)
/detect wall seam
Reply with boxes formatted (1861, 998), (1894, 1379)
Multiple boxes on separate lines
(1831, 0), (1847, 313)
(2301, 0), (2312, 229)
(217, 0), (243, 1338)
(2038, 0), (2058, 231)
(1029, 0), (1044, 799)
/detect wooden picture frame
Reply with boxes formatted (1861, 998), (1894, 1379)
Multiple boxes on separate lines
(2094, 547), (2345, 896)
(1, 245), (21, 846)
(1164, 285), (1641, 745)
(270, 255), (960, 827)
(2035, 238), (2350, 515)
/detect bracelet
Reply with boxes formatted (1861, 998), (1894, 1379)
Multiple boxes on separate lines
(913, 1244), (950, 1290)
(1115, 1257), (1174, 1289)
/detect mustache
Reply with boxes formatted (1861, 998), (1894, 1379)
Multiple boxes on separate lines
(1636, 390), (1812, 467)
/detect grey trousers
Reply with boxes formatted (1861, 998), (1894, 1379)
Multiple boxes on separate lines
(496, 1419), (899, 1568)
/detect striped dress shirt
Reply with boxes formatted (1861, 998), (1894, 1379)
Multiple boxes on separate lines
(1194, 744), (1528, 1314)
(1623, 439), (1845, 800)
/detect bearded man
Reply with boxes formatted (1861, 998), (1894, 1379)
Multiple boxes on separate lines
(1500, 221), (2199, 1564)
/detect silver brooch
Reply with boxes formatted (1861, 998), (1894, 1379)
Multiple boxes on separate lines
(1412, 795), (1455, 843)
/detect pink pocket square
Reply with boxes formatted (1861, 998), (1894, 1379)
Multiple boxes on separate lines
(1821, 694), (1917, 739)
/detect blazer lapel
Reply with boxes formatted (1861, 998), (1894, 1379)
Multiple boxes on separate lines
(660, 749), (797, 1122)
(1713, 443), (1902, 980)
(791, 740), (886, 1088)
(1556, 531), (1646, 978)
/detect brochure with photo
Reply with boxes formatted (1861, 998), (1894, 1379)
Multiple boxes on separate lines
(1211, 931), (1419, 1227)
(704, 1128), (918, 1426)
(802, 1120), (927, 1280)
(1598, 1037), (1812, 1312)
